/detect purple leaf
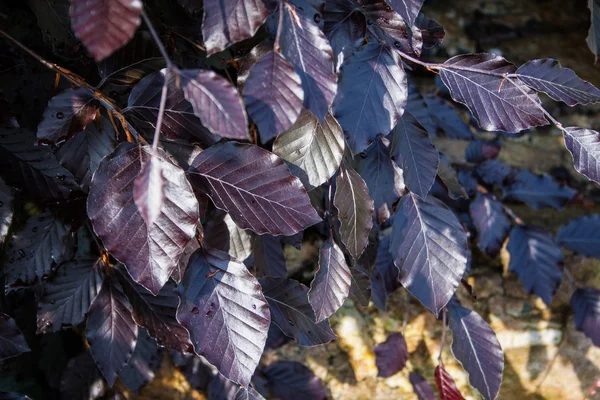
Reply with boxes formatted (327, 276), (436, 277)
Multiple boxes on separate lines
(69, 0), (142, 61)
(88, 143), (199, 295)
(253, 234), (287, 278)
(243, 51), (304, 143)
(124, 70), (217, 146)
(469, 193), (511, 257)
(334, 165), (374, 260)
(435, 364), (466, 400)
(262, 361), (327, 400)
(349, 265), (372, 306)
(571, 287), (600, 346)
(273, 110), (345, 190)
(385, 0), (424, 26)
(208, 372), (264, 400)
(438, 154), (468, 200)
(37, 88), (99, 144)
(180, 69), (250, 140)
(59, 352), (103, 400)
(202, 0), (276, 55)
(588, 0), (600, 66)
(370, 236), (401, 310)
(117, 268), (192, 353)
(438, 54), (548, 133)
(308, 237), (351, 322)
(503, 169), (576, 210)
(324, 0), (367, 69)
(333, 42), (407, 155)
(0, 314), (30, 361)
(476, 160), (513, 186)
(447, 300), (504, 400)
(409, 372), (436, 400)
(356, 137), (405, 224)
(119, 329), (161, 394)
(507, 225), (564, 305)
(374, 332), (408, 377)
(177, 247), (270, 386)
(259, 277), (337, 346)
(0, 177), (14, 247)
(189, 141), (321, 236)
(86, 275), (138, 387)
(563, 127), (600, 184)
(407, 85), (437, 136)
(204, 211), (253, 261)
(4, 210), (73, 287)
(278, 0), (337, 121)
(133, 154), (166, 225)
(390, 194), (468, 315)
(415, 13), (445, 50)
(391, 111), (439, 198)
(37, 258), (104, 333)
(422, 95), (473, 140)
(557, 214), (600, 258)
(173, 239), (201, 284)
(515, 58), (600, 106)
(465, 139), (501, 164)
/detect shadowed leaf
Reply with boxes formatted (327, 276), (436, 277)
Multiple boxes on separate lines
(0, 177), (14, 246)
(465, 140), (501, 164)
(59, 351), (103, 400)
(469, 193), (511, 257)
(253, 235), (287, 278)
(370, 236), (401, 310)
(410, 372), (436, 400)
(571, 287), (600, 346)
(374, 332), (408, 377)
(0, 314), (30, 361)
(588, 0), (600, 66)
(415, 13), (445, 49)
(324, 0), (367, 69)
(262, 361), (327, 400)
(438, 154), (468, 200)
(503, 169), (576, 210)
(119, 329), (161, 393)
(476, 160), (513, 186)
(204, 211), (253, 261)
(563, 127), (600, 184)
(349, 265), (371, 306)
(422, 95), (473, 140)
(557, 214), (600, 258)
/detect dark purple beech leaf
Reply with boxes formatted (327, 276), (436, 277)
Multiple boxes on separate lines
(438, 154), (468, 200)
(457, 169), (477, 198)
(334, 165), (374, 260)
(133, 154), (166, 226)
(4, 210), (73, 287)
(208, 372), (265, 400)
(253, 234), (287, 278)
(69, 0), (142, 61)
(180, 69), (250, 140)
(503, 169), (576, 210)
(588, 0), (600, 66)
(262, 361), (327, 400)
(422, 95), (473, 140)
(563, 127), (600, 184)
(0, 314), (30, 361)
(406, 84), (437, 136)
(333, 42), (407, 155)
(465, 140), (501, 164)
(0, 177), (14, 246)
(370, 236), (401, 310)
(177, 247), (270, 386)
(279, 0), (337, 121)
(259, 277), (337, 346)
(119, 329), (161, 393)
(202, 0), (276, 55)
(447, 300), (503, 400)
(469, 193), (511, 258)
(557, 214), (600, 258)
(356, 137), (405, 224)
(409, 372), (436, 400)
(506, 225), (564, 305)
(117, 268), (192, 353)
(415, 13), (445, 50)
(204, 211), (253, 261)
(37, 257), (104, 333)
(515, 59), (600, 106)
(390, 194), (468, 315)
(391, 111), (439, 198)
(86, 275), (138, 387)
(349, 265), (371, 306)
(438, 54), (548, 133)
(272, 110), (345, 190)
(189, 141), (321, 236)
(60, 351), (104, 400)
(324, 0), (367, 69)
(243, 51), (304, 143)
(374, 332), (408, 377)
(88, 143), (199, 295)
(0, 393), (29, 400)
(385, 0), (424, 26)
(435, 364), (465, 400)
(476, 160), (513, 186)
(124, 70), (217, 146)
(571, 287), (600, 346)
(308, 237), (351, 322)
(54, 116), (117, 190)
(37, 88), (99, 145)
(0, 128), (79, 201)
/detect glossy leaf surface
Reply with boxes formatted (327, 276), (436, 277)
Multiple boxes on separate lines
(133, 155), (166, 226)
(563, 127), (600, 184)
(204, 211), (253, 261)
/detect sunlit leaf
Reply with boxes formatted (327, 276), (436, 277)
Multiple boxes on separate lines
(0, 177), (14, 247)
(385, 0), (424, 26)
(324, 0), (367, 69)
(204, 211), (253, 261)
(563, 127), (600, 184)
(133, 154), (166, 225)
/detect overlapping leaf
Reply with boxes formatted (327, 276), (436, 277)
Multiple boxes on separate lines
(177, 247), (270, 386)
(349, 264), (372, 306)
(86, 276), (138, 387)
(415, 13), (445, 49)
(506, 225), (564, 305)
(69, 0), (143, 61)
(503, 169), (576, 210)
(119, 329), (161, 393)
(370, 236), (401, 310)
(438, 154), (468, 200)
(333, 42), (407, 154)
(422, 95), (473, 140)
(515, 58), (600, 106)
(259, 277), (336, 346)
(28, 0), (79, 58)
(448, 300), (504, 400)
(557, 214), (600, 258)
(189, 141), (321, 236)
(476, 160), (513, 186)
(0, 314), (30, 361)
(406, 85), (437, 136)
(563, 127), (600, 184)
(273, 110), (345, 189)
(386, 0), (424, 26)
(324, 0), (367, 68)
(253, 235), (287, 278)
(262, 361), (327, 400)
(469, 193), (511, 257)
(374, 332), (408, 377)
(390, 194), (468, 315)
(37, 258), (104, 333)
(438, 54), (547, 133)
(334, 166), (374, 260)
(88, 143), (199, 295)
(204, 211), (253, 261)
(59, 351), (103, 400)
(435, 365), (465, 400)
(207, 372), (264, 400)
(391, 112), (439, 198)
(410, 372), (436, 400)
(571, 287), (600, 346)
(243, 51), (304, 143)
(0, 177), (14, 246)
